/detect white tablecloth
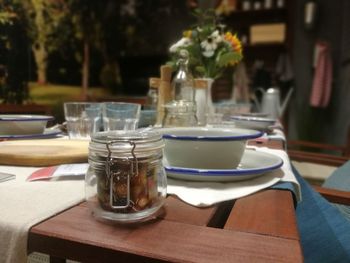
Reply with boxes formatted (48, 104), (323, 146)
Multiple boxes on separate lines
(0, 165), (85, 263)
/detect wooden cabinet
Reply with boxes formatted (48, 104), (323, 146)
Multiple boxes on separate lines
(212, 2), (294, 102)
(226, 5), (293, 69)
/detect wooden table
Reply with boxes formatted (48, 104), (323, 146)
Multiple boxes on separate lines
(28, 140), (303, 262)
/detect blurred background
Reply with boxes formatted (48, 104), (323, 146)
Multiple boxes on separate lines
(0, 0), (349, 147)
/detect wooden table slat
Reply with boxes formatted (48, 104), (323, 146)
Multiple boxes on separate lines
(224, 190), (300, 240)
(160, 196), (220, 226)
(29, 204), (302, 263)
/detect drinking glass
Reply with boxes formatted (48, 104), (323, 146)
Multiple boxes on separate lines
(139, 109), (157, 128)
(103, 102), (141, 131)
(64, 102), (102, 139)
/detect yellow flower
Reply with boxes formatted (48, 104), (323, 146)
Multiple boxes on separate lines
(224, 32), (242, 54)
(183, 30), (192, 39)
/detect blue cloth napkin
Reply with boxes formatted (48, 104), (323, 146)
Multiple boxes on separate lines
(294, 166), (350, 263)
(271, 181), (299, 205)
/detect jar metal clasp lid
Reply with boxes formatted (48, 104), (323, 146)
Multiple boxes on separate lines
(105, 140), (138, 209)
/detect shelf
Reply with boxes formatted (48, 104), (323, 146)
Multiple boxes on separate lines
(244, 42), (286, 51)
(224, 8), (287, 27)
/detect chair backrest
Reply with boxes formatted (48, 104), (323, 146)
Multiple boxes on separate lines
(0, 103), (52, 115)
(287, 126), (350, 166)
(345, 126), (350, 156)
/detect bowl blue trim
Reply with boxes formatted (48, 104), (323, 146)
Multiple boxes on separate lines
(230, 116), (275, 123)
(0, 116), (54, 122)
(164, 159), (283, 176)
(0, 129), (61, 139)
(162, 130), (263, 141)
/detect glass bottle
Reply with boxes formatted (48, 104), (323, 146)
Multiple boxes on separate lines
(163, 50), (197, 127)
(146, 78), (159, 110)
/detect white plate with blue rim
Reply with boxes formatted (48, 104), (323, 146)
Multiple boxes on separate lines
(230, 115), (276, 131)
(163, 149), (283, 182)
(0, 128), (61, 140)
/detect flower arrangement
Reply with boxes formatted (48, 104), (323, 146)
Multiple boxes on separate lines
(168, 9), (243, 79)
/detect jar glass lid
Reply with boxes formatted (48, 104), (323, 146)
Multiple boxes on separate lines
(89, 129), (164, 155)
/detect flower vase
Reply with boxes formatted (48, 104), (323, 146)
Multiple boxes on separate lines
(194, 78), (215, 126)
(205, 78), (215, 116)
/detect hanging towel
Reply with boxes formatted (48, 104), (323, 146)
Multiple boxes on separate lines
(232, 61), (250, 102)
(275, 52), (294, 82)
(310, 41), (333, 107)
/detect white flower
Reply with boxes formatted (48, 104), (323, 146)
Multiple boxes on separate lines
(169, 37), (192, 53)
(202, 50), (215, 57)
(211, 30), (223, 44)
(200, 36), (218, 58)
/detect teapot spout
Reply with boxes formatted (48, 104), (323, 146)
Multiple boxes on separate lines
(279, 87), (294, 117)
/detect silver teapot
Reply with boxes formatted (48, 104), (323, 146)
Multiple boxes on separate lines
(256, 87), (294, 119)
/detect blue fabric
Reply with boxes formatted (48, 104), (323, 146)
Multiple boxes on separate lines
(271, 181), (298, 205)
(293, 166), (350, 263)
(322, 161), (350, 221)
(323, 161), (350, 190)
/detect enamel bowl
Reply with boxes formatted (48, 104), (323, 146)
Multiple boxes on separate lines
(160, 127), (263, 169)
(230, 115), (276, 131)
(214, 101), (252, 119)
(0, 114), (54, 135)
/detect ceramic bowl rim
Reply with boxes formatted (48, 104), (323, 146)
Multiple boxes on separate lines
(161, 127), (263, 141)
(0, 115), (54, 122)
(230, 115), (276, 123)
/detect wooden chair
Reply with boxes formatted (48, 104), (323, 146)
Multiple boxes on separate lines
(287, 127), (350, 205)
(95, 96), (147, 105)
(288, 136), (350, 167)
(313, 184), (350, 205)
(0, 103), (52, 115)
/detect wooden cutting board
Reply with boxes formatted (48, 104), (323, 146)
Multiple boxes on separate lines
(0, 139), (89, 166)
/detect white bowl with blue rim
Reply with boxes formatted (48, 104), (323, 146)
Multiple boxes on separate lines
(0, 114), (54, 135)
(230, 115), (276, 131)
(160, 127), (263, 170)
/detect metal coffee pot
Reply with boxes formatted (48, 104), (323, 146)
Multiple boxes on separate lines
(256, 87), (294, 119)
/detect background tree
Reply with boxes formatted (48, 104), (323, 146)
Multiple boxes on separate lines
(0, 1), (30, 103)
(67, 0), (105, 99)
(18, 0), (69, 84)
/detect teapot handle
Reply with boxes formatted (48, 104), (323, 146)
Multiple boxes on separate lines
(255, 87), (266, 96)
(252, 87), (266, 112)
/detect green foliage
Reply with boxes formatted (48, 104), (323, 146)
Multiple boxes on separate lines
(14, 0), (71, 53)
(0, 12), (14, 25)
(99, 63), (122, 94)
(217, 52), (243, 67)
(168, 8), (243, 79)
(67, 0), (105, 49)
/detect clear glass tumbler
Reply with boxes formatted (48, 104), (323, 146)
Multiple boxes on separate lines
(64, 102), (102, 139)
(102, 102), (141, 131)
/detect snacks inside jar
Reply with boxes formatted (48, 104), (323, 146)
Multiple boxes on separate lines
(96, 158), (159, 213)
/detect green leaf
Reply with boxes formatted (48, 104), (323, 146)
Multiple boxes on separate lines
(195, 66), (206, 74)
(217, 52), (243, 67)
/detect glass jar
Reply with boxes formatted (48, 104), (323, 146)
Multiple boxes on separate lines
(85, 129), (166, 223)
(163, 100), (197, 127)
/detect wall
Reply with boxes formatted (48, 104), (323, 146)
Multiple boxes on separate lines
(288, 0), (350, 146)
